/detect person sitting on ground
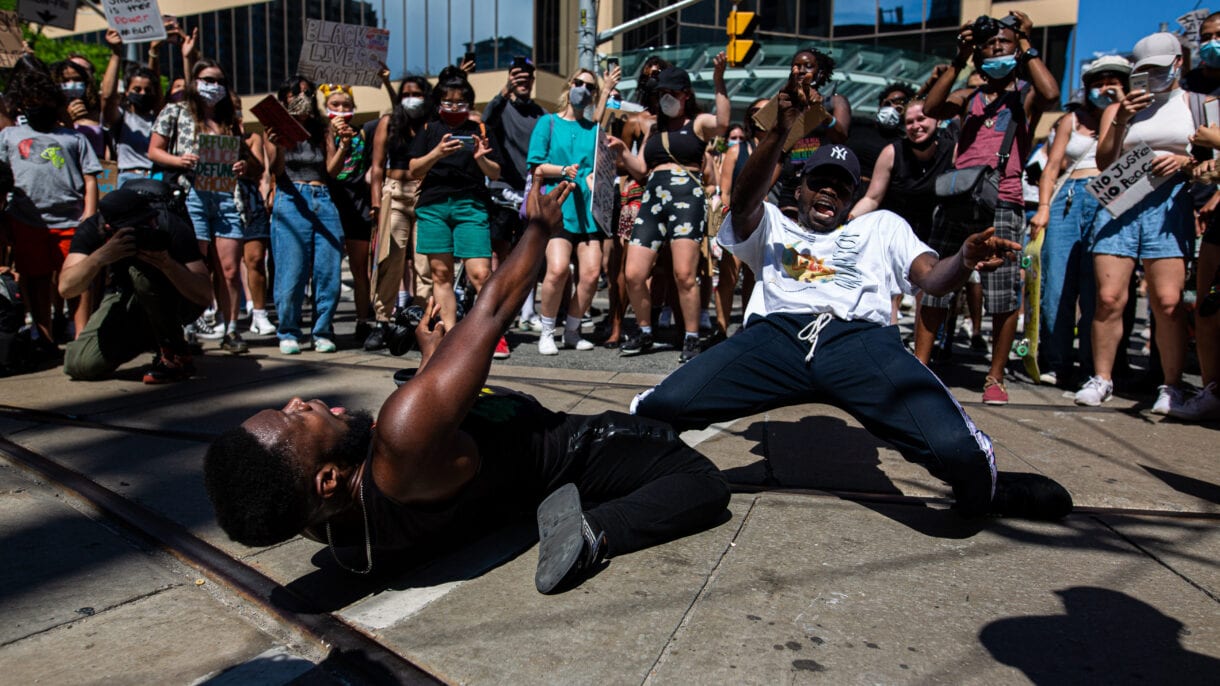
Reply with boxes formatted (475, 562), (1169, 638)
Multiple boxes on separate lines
(59, 182), (212, 383)
(203, 181), (730, 594)
(631, 75), (1073, 522)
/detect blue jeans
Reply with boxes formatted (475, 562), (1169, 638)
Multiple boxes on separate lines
(186, 186), (245, 242)
(1040, 177), (1098, 378)
(271, 183), (344, 341)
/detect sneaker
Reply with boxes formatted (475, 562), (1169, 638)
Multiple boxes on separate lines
(619, 331), (653, 356)
(538, 329), (558, 356)
(518, 315), (542, 332)
(494, 336), (511, 359)
(220, 332), (249, 355)
(353, 320), (371, 345)
(249, 311), (276, 336)
(1039, 370), (1058, 386)
(363, 323), (387, 351)
(658, 307), (674, 328)
(987, 472), (1073, 520)
(142, 351), (195, 384)
(188, 315), (223, 341)
(279, 339), (301, 355)
(1074, 376), (1113, 406)
(535, 483), (606, 594)
(982, 376), (1009, 405)
(679, 335), (700, 363)
(1169, 382), (1220, 421)
(970, 333), (987, 352)
(562, 329), (594, 351)
(1152, 384), (1187, 416)
(314, 337), (337, 353)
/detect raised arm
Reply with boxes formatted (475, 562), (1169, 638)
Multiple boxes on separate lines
(924, 23), (975, 120)
(730, 75), (809, 242)
(101, 30), (125, 128)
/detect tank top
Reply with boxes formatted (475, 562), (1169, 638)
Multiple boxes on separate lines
(884, 128), (957, 236)
(954, 84), (1032, 204)
(1061, 113), (1098, 171)
(1123, 89), (1193, 158)
(643, 119), (706, 168)
(280, 140), (327, 184)
(386, 120), (418, 170)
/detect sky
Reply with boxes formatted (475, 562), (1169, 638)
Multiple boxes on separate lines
(1069, 0), (1211, 89)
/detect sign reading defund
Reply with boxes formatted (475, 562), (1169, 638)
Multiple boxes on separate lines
(296, 20), (389, 88)
(195, 135), (241, 193)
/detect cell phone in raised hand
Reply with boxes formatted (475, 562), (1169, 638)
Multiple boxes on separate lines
(1129, 71), (1149, 94)
(452, 135), (475, 151)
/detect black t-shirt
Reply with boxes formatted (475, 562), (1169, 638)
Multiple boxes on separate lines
(846, 117), (906, 179)
(69, 212), (202, 292)
(407, 118), (502, 207)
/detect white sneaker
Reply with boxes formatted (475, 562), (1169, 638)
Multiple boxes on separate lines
(519, 315), (542, 332)
(1074, 376), (1113, 406)
(538, 329), (559, 355)
(1169, 382), (1220, 421)
(1152, 384), (1186, 416)
(249, 312), (276, 335)
(279, 339), (301, 355)
(314, 337), (337, 353)
(563, 328), (594, 351)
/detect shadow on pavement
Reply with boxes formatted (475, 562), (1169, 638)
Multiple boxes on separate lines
(1140, 465), (1220, 506)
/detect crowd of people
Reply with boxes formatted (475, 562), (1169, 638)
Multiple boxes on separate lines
(0, 12), (1216, 422)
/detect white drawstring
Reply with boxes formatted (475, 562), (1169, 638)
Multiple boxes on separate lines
(797, 312), (834, 362)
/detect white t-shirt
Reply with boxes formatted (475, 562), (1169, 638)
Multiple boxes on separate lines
(719, 203), (934, 326)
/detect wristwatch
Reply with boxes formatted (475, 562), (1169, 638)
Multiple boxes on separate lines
(1021, 48), (1041, 64)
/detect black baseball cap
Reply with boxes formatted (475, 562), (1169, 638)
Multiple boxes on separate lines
(655, 67), (691, 91)
(100, 188), (159, 228)
(799, 144), (861, 187)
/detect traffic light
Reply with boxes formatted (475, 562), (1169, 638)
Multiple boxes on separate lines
(726, 9), (759, 67)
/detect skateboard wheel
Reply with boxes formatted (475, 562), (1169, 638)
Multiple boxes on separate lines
(1015, 342), (1030, 357)
(1021, 256), (1032, 269)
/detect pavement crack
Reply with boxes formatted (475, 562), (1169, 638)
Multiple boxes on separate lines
(0, 583), (182, 648)
(1090, 515), (1220, 604)
(641, 494), (760, 685)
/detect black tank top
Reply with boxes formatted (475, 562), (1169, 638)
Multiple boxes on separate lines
(883, 127), (957, 237)
(643, 119), (706, 169)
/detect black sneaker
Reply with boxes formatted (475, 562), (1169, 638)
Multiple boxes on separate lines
(220, 332), (249, 354)
(988, 472), (1073, 520)
(143, 351), (195, 384)
(971, 334), (987, 352)
(535, 484), (607, 594)
(679, 335), (700, 363)
(619, 331), (653, 356)
(363, 322), (387, 351)
(353, 320), (372, 346)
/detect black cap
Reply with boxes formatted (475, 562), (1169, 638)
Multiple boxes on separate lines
(99, 188), (158, 228)
(799, 144), (861, 187)
(655, 67), (691, 91)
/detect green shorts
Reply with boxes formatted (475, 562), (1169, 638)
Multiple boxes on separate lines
(415, 196), (492, 259)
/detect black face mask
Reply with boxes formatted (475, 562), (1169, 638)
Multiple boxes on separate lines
(24, 106), (58, 131)
(126, 92), (152, 111)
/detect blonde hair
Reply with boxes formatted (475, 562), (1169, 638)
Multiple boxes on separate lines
(319, 83), (355, 107)
(556, 68), (599, 113)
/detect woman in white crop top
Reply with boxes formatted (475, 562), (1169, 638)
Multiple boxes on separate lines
(1077, 33), (1197, 414)
(1030, 56), (1130, 387)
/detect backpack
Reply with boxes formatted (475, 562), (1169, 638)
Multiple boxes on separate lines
(0, 272), (33, 377)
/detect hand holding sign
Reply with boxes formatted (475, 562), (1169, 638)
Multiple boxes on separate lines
(1086, 143), (1172, 219)
(101, 0), (167, 44)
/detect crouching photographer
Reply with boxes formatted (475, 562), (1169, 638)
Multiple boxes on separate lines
(60, 181), (212, 383)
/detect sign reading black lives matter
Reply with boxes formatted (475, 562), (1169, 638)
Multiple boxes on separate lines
(101, 0), (166, 43)
(17, 0), (78, 31)
(1085, 143), (1171, 219)
(591, 126), (619, 236)
(0, 11), (25, 68)
(297, 20), (390, 88)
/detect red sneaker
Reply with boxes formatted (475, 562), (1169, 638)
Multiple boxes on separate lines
(982, 376), (1009, 405)
(143, 351), (195, 384)
(493, 336), (511, 359)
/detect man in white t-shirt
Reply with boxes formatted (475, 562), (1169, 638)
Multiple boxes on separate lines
(632, 78), (1072, 520)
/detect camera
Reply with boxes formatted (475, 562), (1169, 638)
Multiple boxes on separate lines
(510, 55), (532, 72)
(100, 180), (177, 252)
(971, 14), (1020, 44)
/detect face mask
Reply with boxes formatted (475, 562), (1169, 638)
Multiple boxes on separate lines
(196, 81), (227, 106)
(438, 108), (468, 127)
(126, 92), (151, 111)
(286, 93), (313, 117)
(727, 139), (741, 147)
(24, 106), (58, 131)
(401, 96), (426, 117)
(327, 109), (354, 120)
(1201, 39), (1220, 68)
(1146, 65), (1178, 93)
(875, 106), (901, 129)
(1087, 88), (1116, 109)
(606, 97), (621, 110)
(568, 84), (592, 110)
(980, 54), (1019, 80)
(167, 90), (186, 103)
(61, 82), (87, 100)
(659, 93), (682, 118)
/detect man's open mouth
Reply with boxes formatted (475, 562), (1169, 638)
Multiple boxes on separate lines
(812, 196), (838, 217)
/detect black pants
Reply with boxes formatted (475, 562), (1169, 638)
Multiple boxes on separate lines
(535, 411), (730, 557)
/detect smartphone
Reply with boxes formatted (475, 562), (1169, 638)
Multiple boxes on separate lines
(1129, 71), (1149, 93)
(463, 51), (477, 70)
(452, 135), (475, 151)
(607, 57), (619, 71)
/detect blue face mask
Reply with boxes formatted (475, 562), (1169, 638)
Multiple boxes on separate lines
(980, 54), (1019, 80)
(1088, 88), (1116, 109)
(1201, 39), (1220, 68)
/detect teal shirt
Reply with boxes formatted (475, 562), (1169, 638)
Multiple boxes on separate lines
(527, 114), (599, 234)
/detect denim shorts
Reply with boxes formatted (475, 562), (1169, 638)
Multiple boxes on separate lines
(186, 186), (245, 242)
(1091, 178), (1192, 260)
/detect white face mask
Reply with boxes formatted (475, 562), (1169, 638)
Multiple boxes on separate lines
(659, 93), (682, 118)
(1145, 65), (1178, 93)
(195, 81), (227, 106)
(401, 96), (426, 117)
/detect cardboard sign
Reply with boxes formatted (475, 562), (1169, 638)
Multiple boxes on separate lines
(101, 0), (166, 44)
(1178, 9), (1210, 50)
(17, 0), (77, 30)
(195, 134), (241, 193)
(1085, 144), (1171, 219)
(97, 160), (119, 197)
(250, 95), (311, 146)
(750, 94), (830, 152)
(590, 126), (619, 236)
(296, 19), (389, 89)
(0, 11), (24, 69)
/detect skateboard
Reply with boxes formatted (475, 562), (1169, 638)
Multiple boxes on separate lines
(1016, 231), (1044, 382)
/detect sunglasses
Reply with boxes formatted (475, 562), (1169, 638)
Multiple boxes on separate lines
(881, 97), (910, 107)
(197, 76), (224, 85)
(803, 174), (852, 197)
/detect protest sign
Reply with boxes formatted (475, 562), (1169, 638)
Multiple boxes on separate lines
(590, 126), (619, 236)
(1178, 9), (1210, 50)
(1085, 144), (1171, 219)
(17, 0), (77, 31)
(751, 95), (830, 152)
(100, 0), (166, 43)
(195, 134), (241, 193)
(0, 11), (24, 69)
(296, 19), (389, 88)
(97, 160), (119, 197)
(250, 95), (311, 146)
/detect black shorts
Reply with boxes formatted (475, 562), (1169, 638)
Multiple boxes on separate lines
(489, 204), (525, 245)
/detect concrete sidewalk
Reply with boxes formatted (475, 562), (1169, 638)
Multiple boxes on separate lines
(1, 335), (1217, 683)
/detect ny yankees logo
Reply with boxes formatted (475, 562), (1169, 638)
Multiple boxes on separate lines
(830, 146), (848, 161)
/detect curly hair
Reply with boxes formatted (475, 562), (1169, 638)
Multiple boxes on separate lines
(878, 82), (916, 106)
(204, 427), (313, 547)
(6, 67), (66, 114)
(387, 75), (432, 146)
(794, 47), (836, 88)
(277, 74), (326, 145)
(52, 60), (101, 115)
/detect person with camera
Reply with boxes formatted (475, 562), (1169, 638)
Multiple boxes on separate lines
(202, 181), (730, 594)
(922, 11), (1061, 405)
(59, 184), (211, 383)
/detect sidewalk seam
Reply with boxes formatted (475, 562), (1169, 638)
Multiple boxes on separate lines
(0, 583), (182, 648)
(1090, 515), (1220, 604)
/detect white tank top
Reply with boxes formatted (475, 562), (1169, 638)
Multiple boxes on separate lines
(1123, 89), (1193, 158)
(1062, 113), (1098, 171)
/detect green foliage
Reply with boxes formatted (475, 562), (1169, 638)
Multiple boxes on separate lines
(0, 0), (112, 77)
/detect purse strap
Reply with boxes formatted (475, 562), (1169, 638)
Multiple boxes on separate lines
(660, 129), (703, 184)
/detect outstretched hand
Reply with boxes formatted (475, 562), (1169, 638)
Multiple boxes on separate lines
(962, 227), (1021, 272)
(525, 175), (573, 234)
(414, 297), (446, 367)
(775, 71), (810, 132)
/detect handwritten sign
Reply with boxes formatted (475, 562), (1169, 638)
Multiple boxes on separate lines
(751, 94), (830, 152)
(195, 134), (240, 193)
(100, 0), (166, 43)
(250, 95), (311, 146)
(590, 126), (618, 236)
(1085, 144), (1171, 219)
(296, 20), (389, 88)
(97, 160), (119, 197)
(1178, 9), (1210, 50)
(0, 11), (23, 69)
(17, 0), (77, 31)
